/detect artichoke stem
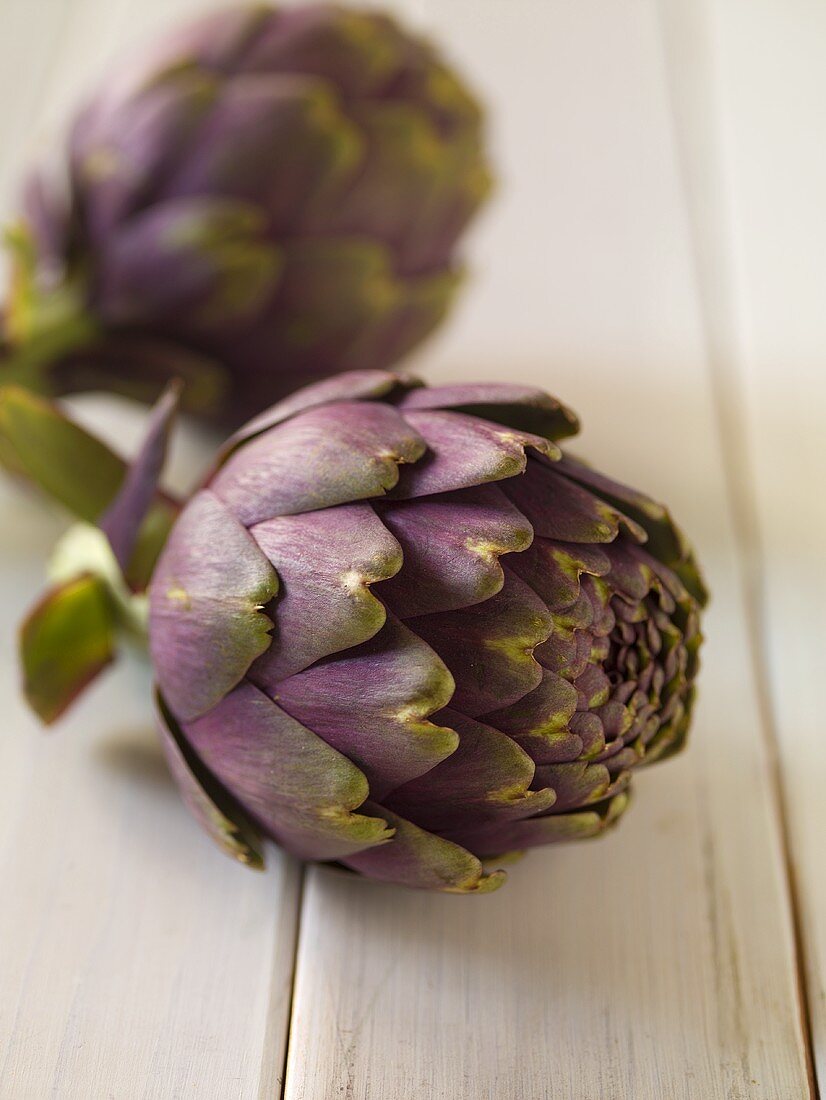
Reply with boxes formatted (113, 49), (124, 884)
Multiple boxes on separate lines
(1, 304), (98, 397)
(2, 221), (97, 396)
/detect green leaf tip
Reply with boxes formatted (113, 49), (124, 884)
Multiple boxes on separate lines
(20, 573), (116, 724)
(0, 384), (124, 520)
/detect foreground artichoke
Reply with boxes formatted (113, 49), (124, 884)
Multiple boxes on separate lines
(14, 370), (706, 894)
(2, 4), (490, 424)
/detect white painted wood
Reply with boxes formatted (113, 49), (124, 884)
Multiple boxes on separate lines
(283, 2), (812, 1096)
(669, 0), (826, 1083)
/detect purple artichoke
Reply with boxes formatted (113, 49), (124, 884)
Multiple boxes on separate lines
(141, 370), (706, 893)
(3, 4), (490, 425)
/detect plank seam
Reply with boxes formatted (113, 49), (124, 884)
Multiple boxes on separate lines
(276, 862), (307, 1100)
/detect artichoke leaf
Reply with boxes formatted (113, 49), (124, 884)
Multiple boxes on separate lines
(155, 690), (266, 869)
(0, 384), (124, 521)
(20, 573), (116, 724)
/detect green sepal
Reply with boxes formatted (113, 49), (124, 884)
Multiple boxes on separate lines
(2, 222), (98, 394)
(0, 385), (176, 588)
(47, 523), (150, 639)
(20, 573), (116, 724)
(126, 499), (178, 591)
(0, 384), (124, 520)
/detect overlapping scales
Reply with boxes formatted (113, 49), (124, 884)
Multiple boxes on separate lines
(149, 370), (706, 892)
(24, 5), (492, 424)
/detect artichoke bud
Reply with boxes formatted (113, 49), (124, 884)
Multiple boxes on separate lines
(17, 370), (707, 894)
(2, 3), (492, 426)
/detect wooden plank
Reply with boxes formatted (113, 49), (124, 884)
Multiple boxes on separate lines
(0, 3), (302, 1093)
(669, 0), (826, 1084)
(283, 2), (812, 1096)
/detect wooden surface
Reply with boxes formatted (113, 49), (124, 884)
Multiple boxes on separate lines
(0, 1), (822, 1097)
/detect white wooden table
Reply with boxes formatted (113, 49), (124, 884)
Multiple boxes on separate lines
(0, 1), (823, 1096)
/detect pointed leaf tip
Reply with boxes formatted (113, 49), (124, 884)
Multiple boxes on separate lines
(19, 574), (116, 724)
(0, 384), (124, 520)
(154, 690), (267, 870)
(100, 379), (181, 576)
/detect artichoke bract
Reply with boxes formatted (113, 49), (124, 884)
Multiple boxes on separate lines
(142, 370), (706, 893)
(4, 4), (490, 424)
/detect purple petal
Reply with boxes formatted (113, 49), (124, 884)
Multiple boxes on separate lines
(481, 669), (582, 765)
(70, 67), (217, 239)
(444, 791), (631, 858)
(398, 383), (579, 441)
(154, 690), (265, 868)
(266, 615), (457, 800)
(249, 502), (402, 680)
(343, 802), (506, 893)
(601, 539), (654, 601)
(533, 760), (614, 812)
(574, 665), (612, 710)
(376, 484), (533, 617)
(533, 629), (591, 679)
(261, 240), (458, 370)
(94, 198), (280, 328)
(503, 459), (647, 543)
(241, 7), (406, 97)
(559, 452), (700, 577)
(149, 490), (278, 722)
(99, 380), (180, 574)
(409, 568), (553, 717)
(556, 453), (678, 533)
(506, 538), (610, 611)
(182, 681), (393, 862)
(386, 708), (555, 832)
(389, 410), (559, 500)
(210, 401), (426, 525)
(317, 101), (466, 261)
(163, 73), (360, 229)
(218, 368), (420, 459)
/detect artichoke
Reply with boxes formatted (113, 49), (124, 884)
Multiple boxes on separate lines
(151, 371), (706, 891)
(14, 369), (706, 894)
(2, 4), (490, 424)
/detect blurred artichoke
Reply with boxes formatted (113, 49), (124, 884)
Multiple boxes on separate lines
(2, 4), (490, 425)
(13, 371), (705, 893)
